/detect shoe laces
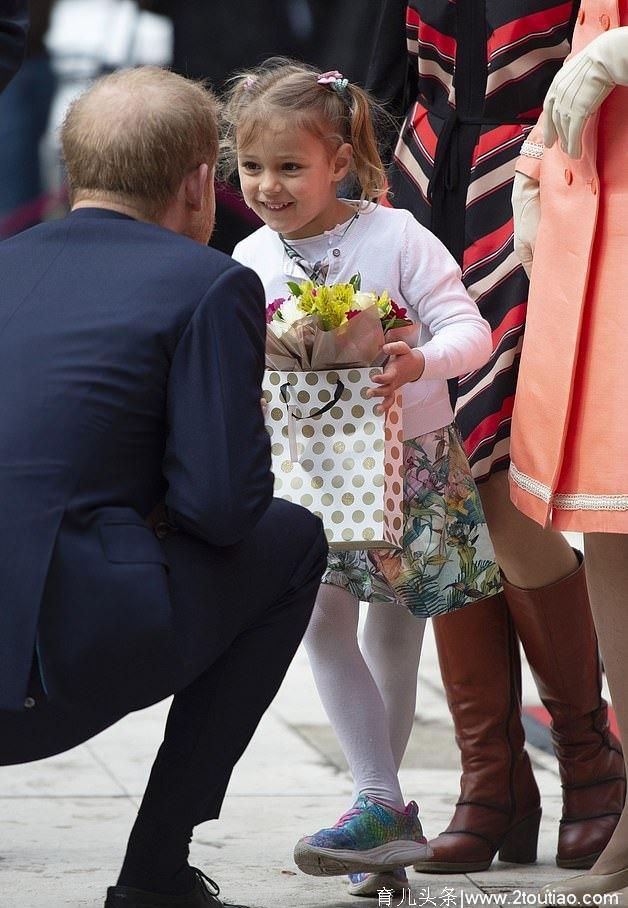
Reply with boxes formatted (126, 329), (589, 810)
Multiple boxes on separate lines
(191, 866), (250, 908)
(192, 867), (219, 897)
(333, 807), (363, 828)
(335, 795), (416, 829)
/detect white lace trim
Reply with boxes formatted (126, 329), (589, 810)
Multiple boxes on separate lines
(520, 140), (544, 159)
(510, 463), (628, 512)
(509, 463), (552, 503)
(554, 493), (628, 512)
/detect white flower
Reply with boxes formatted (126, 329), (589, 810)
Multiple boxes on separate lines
(268, 318), (289, 338)
(353, 291), (378, 311)
(278, 294), (305, 326)
(268, 294), (306, 337)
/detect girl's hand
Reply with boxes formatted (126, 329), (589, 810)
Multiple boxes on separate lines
(367, 341), (425, 413)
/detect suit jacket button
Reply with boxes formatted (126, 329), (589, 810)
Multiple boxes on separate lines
(590, 180), (598, 195)
(154, 521), (170, 539)
(599, 13), (611, 29)
(24, 697), (36, 709)
(564, 168), (573, 185)
(578, 8), (585, 23)
(332, 248), (341, 257)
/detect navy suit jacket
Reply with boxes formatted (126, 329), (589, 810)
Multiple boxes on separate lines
(0, 0), (28, 93)
(0, 209), (273, 715)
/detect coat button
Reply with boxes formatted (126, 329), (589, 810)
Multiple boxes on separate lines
(578, 8), (585, 23)
(24, 697), (36, 709)
(564, 168), (573, 185)
(154, 521), (171, 539)
(599, 13), (611, 29)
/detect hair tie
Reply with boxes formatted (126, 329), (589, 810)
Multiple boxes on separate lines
(317, 70), (350, 96)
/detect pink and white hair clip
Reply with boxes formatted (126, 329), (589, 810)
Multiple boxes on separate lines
(317, 70), (349, 93)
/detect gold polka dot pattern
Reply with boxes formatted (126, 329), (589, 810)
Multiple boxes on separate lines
(264, 368), (404, 548)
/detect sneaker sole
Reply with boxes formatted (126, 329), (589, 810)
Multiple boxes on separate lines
(348, 872), (407, 897)
(294, 840), (433, 876)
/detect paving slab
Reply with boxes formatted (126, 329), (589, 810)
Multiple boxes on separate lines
(0, 796), (135, 907)
(0, 596), (598, 908)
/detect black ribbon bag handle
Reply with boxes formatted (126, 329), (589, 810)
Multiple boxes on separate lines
(280, 378), (345, 462)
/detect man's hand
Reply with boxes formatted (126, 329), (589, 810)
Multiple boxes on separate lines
(512, 171), (541, 279)
(367, 341), (425, 413)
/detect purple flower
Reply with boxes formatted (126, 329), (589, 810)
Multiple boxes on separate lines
(266, 297), (285, 324)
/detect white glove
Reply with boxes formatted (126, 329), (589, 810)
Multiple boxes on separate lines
(543, 26), (628, 158)
(512, 171), (541, 279)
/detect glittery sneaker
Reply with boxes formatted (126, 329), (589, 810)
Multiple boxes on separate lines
(293, 794), (432, 876)
(348, 867), (408, 897)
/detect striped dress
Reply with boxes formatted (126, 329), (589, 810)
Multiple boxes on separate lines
(367, 0), (578, 481)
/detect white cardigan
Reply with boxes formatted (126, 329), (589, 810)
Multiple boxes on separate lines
(233, 202), (492, 439)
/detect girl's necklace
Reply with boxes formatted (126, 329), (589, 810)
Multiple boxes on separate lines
(279, 210), (360, 285)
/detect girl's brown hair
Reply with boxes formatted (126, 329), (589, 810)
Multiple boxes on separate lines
(220, 58), (388, 202)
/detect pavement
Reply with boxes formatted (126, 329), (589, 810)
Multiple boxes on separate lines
(0, 537), (610, 908)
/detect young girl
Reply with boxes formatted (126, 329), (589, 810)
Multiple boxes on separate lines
(224, 59), (501, 898)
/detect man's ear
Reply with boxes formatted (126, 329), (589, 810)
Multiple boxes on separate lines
(184, 163), (209, 211)
(332, 143), (353, 184)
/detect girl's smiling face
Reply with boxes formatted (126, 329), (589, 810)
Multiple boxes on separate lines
(237, 117), (353, 240)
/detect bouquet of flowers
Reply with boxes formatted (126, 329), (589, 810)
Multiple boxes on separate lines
(265, 273), (416, 371)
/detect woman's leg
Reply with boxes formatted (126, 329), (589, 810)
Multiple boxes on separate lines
(479, 470), (577, 588)
(583, 532), (628, 875)
(414, 593), (542, 874)
(303, 583), (405, 809)
(361, 601), (426, 770)
(428, 469), (623, 870)
(503, 552), (623, 869)
(485, 472), (623, 869)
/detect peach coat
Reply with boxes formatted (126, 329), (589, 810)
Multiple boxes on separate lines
(509, 0), (628, 532)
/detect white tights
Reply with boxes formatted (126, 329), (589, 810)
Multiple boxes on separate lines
(303, 582), (426, 810)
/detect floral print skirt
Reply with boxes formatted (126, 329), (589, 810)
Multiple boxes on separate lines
(322, 424), (502, 618)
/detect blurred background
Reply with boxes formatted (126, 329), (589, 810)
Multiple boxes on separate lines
(0, 0), (385, 252)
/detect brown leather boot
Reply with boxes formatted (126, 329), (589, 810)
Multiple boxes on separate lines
(414, 593), (542, 873)
(504, 552), (626, 870)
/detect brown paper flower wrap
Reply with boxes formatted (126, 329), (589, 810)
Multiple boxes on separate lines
(265, 273), (417, 371)
(265, 303), (386, 371)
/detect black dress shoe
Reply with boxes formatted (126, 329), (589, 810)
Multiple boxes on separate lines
(105, 867), (249, 907)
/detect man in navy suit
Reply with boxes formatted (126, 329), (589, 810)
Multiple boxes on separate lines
(0, 0), (28, 93)
(0, 66), (327, 907)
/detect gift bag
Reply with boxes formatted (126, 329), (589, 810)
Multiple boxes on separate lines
(263, 368), (404, 549)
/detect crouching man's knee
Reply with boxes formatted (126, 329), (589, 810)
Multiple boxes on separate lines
(268, 498), (328, 588)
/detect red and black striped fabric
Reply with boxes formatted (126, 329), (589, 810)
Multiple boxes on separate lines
(368, 0), (578, 481)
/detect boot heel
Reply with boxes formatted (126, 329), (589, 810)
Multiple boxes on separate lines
(498, 809), (542, 864)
